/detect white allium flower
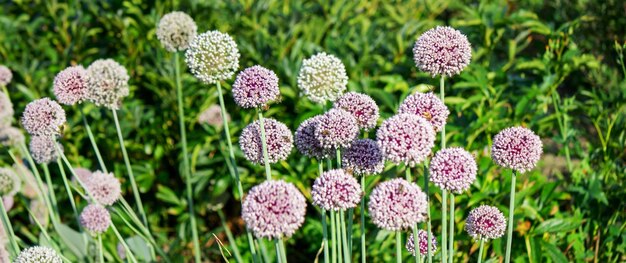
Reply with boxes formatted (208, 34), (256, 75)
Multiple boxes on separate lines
(297, 52), (348, 103)
(185, 31), (240, 84)
(157, 11), (197, 52)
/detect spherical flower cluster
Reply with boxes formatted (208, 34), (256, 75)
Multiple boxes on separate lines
(73, 168), (92, 184)
(0, 92), (13, 127)
(53, 65), (88, 105)
(413, 26), (472, 77)
(86, 59), (130, 109)
(465, 205), (506, 240)
(198, 104), (229, 127)
(429, 147), (477, 194)
(80, 204), (111, 234)
(315, 109), (359, 149)
(368, 178), (427, 231)
(297, 52), (348, 103)
(232, 65), (280, 108)
(156, 11), (197, 52)
(399, 92), (449, 132)
(491, 126), (543, 173)
(342, 139), (384, 176)
(21, 98), (66, 136)
(242, 180), (307, 239)
(0, 65), (11, 86)
(29, 136), (63, 164)
(311, 169), (362, 211)
(15, 246), (62, 263)
(0, 167), (19, 197)
(406, 230), (438, 256)
(333, 92), (379, 130)
(0, 127), (24, 147)
(294, 116), (330, 159)
(239, 118), (293, 164)
(185, 31), (240, 84)
(376, 114), (435, 167)
(86, 171), (121, 206)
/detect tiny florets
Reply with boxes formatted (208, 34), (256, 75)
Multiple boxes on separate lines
(311, 169), (362, 211)
(398, 92), (449, 132)
(0, 167), (19, 197)
(333, 92), (379, 130)
(297, 52), (348, 103)
(239, 118), (293, 164)
(368, 178), (427, 231)
(376, 114), (435, 167)
(198, 104), (229, 128)
(232, 65), (280, 108)
(0, 65), (12, 86)
(406, 230), (438, 256)
(185, 31), (240, 84)
(465, 205), (506, 240)
(315, 109), (359, 150)
(294, 115), (331, 159)
(0, 92), (13, 127)
(156, 11), (197, 52)
(242, 180), (307, 239)
(491, 126), (543, 173)
(53, 65), (89, 105)
(0, 127), (24, 147)
(86, 59), (130, 109)
(429, 147), (477, 194)
(342, 139), (384, 176)
(85, 171), (121, 206)
(413, 26), (472, 77)
(15, 246), (62, 263)
(21, 98), (66, 136)
(29, 136), (63, 164)
(80, 204), (111, 235)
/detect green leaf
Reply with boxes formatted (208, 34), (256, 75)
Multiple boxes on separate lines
(56, 224), (87, 258)
(126, 236), (153, 261)
(532, 217), (582, 234)
(542, 241), (568, 263)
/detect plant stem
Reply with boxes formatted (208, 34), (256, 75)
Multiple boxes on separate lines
(340, 210), (350, 263)
(412, 226), (420, 263)
(42, 164), (60, 221)
(258, 238), (270, 263)
(0, 200), (20, 257)
(111, 223), (138, 263)
(98, 234), (104, 263)
(396, 231), (402, 263)
(14, 145), (58, 226)
(505, 171), (517, 263)
(279, 238), (288, 263)
(275, 239), (282, 263)
(347, 208), (353, 258)
(56, 159), (78, 224)
(439, 75), (447, 263)
(360, 175), (366, 263)
(257, 110), (272, 181)
(322, 209), (330, 263)
(448, 193), (454, 263)
(336, 148), (341, 169)
(331, 210), (337, 263)
(423, 162), (432, 263)
(477, 239), (485, 263)
(81, 108), (107, 173)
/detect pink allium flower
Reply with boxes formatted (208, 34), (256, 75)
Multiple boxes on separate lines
(399, 92), (449, 132)
(198, 104), (229, 128)
(413, 26), (472, 77)
(79, 204), (111, 235)
(368, 178), (427, 231)
(294, 115), (331, 159)
(240, 118), (293, 164)
(315, 109), (359, 150)
(491, 126), (543, 173)
(242, 180), (307, 239)
(85, 171), (121, 206)
(376, 114), (435, 167)
(311, 169), (362, 211)
(86, 59), (130, 109)
(465, 205), (506, 240)
(29, 136), (63, 164)
(406, 229), (438, 256)
(156, 11), (197, 52)
(0, 127), (24, 147)
(15, 246), (62, 263)
(0, 92), (13, 127)
(232, 65), (280, 108)
(53, 66), (88, 105)
(333, 92), (379, 130)
(21, 98), (66, 136)
(429, 147), (477, 194)
(297, 52), (348, 103)
(342, 139), (384, 176)
(0, 65), (11, 86)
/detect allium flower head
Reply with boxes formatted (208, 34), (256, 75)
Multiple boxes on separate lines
(311, 169), (362, 211)
(53, 65), (88, 105)
(233, 65), (280, 108)
(21, 98), (66, 136)
(0, 65), (11, 86)
(156, 11), (197, 52)
(315, 109), (359, 149)
(0, 167), (19, 197)
(413, 26), (472, 77)
(240, 118), (293, 164)
(198, 104), (229, 127)
(399, 92), (449, 132)
(465, 205), (506, 240)
(86, 171), (121, 206)
(86, 59), (130, 109)
(491, 126), (543, 173)
(333, 92), (379, 130)
(73, 168), (92, 184)
(376, 114), (435, 167)
(297, 52), (348, 103)
(242, 180), (307, 239)
(185, 31), (240, 84)
(368, 178), (427, 231)
(294, 115), (331, 159)
(407, 230), (438, 256)
(15, 246), (62, 263)
(80, 204), (111, 234)
(0, 92), (13, 127)
(429, 147), (477, 194)
(342, 139), (384, 176)
(29, 136), (63, 164)
(0, 127), (24, 147)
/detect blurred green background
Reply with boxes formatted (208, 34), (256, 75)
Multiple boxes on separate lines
(1, 0), (625, 262)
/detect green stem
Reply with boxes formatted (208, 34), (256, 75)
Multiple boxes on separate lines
(0, 200), (20, 257)
(360, 176), (366, 263)
(424, 163), (432, 263)
(331, 210), (337, 263)
(347, 208), (353, 258)
(56, 159), (78, 224)
(98, 234), (104, 263)
(505, 171), (517, 263)
(257, 110), (272, 181)
(439, 75), (447, 263)
(412, 227), (420, 263)
(448, 193), (454, 263)
(258, 238), (270, 263)
(440, 76), (446, 149)
(111, 223), (138, 263)
(335, 210), (343, 262)
(341, 210), (350, 263)
(336, 148), (341, 169)
(42, 164), (60, 221)
(322, 209), (330, 263)
(279, 238), (288, 263)
(477, 239), (485, 263)
(81, 108), (107, 173)
(275, 239), (282, 263)
(396, 231), (402, 263)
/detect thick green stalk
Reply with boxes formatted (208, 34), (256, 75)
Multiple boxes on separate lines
(396, 231), (402, 263)
(257, 110), (272, 181)
(98, 234), (104, 263)
(412, 226), (420, 263)
(439, 75), (447, 263)
(424, 163), (432, 263)
(42, 164), (60, 221)
(258, 238), (270, 263)
(335, 210), (343, 262)
(477, 239), (485, 263)
(321, 162), (330, 263)
(336, 148), (341, 169)
(81, 109), (107, 173)
(448, 193), (455, 263)
(347, 208), (353, 258)
(331, 210), (338, 263)
(275, 239), (282, 263)
(360, 176), (366, 263)
(279, 238), (288, 263)
(340, 210), (350, 263)
(0, 200), (19, 257)
(505, 171), (517, 263)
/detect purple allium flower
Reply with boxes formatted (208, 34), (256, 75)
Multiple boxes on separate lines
(21, 98), (66, 136)
(311, 169), (362, 211)
(413, 26), (472, 77)
(342, 139), (384, 176)
(198, 104), (229, 127)
(242, 180), (307, 239)
(232, 65), (280, 108)
(0, 127), (24, 147)
(86, 59), (130, 109)
(72, 168), (92, 184)
(399, 92), (449, 132)
(80, 204), (111, 234)
(491, 126), (543, 173)
(333, 92), (379, 130)
(53, 66), (88, 105)
(85, 171), (121, 206)
(15, 246), (62, 263)
(156, 11), (197, 52)
(376, 114), (435, 167)
(315, 109), (359, 150)
(297, 52), (348, 103)
(429, 147), (477, 194)
(0, 65), (11, 86)
(240, 118), (293, 164)
(0, 92), (13, 127)
(465, 205), (506, 240)
(29, 136), (63, 164)
(0, 167), (19, 197)
(294, 115), (331, 159)
(185, 31), (240, 84)
(406, 229), (438, 256)
(368, 178), (427, 231)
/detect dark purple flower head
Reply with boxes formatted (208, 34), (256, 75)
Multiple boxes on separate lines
(242, 180), (307, 239)
(85, 171), (121, 206)
(0, 65), (11, 86)
(311, 169), (362, 211)
(333, 92), (379, 130)
(429, 147), (477, 194)
(465, 205), (506, 240)
(294, 116), (331, 159)
(368, 178), (427, 231)
(315, 109), (359, 150)
(413, 26), (472, 77)
(342, 139), (384, 176)
(21, 98), (66, 136)
(29, 136), (63, 164)
(80, 204), (111, 235)
(376, 114), (435, 167)
(399, 92), (449, 132)
(406, 229), (438, 256)
(233, 65), (280, 108)
(240, 118), (293, 164)
(53, 66), (88, 105)
(491, 126), (543, 173)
